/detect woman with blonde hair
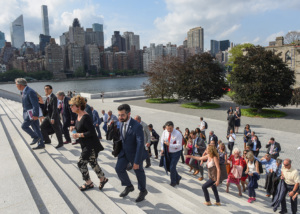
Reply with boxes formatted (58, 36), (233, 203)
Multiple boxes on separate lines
(186, 146), (221, 206)
(69, 95), (108, 191)
(245, 151), (260, 203)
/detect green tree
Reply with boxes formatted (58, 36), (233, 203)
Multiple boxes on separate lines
(290, 87), (300, 107)
(227, 43), (254, 71)
(230, 46), (295, 113)
(177, 53), (228, 105)
(74, 67), (85, 78)
(142, 56), (180, 100)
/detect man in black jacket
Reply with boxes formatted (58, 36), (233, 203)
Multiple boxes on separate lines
(41, 85), (64, 149)
(266, 137), (281, 159)
(227, 111), (235, 136)
(57, 91), (76, 144)
(208, 131), (218, 147)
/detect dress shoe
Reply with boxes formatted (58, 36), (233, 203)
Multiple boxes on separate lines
(176, 176), (182, 185)
(119, 185), (134, 197)
(30, 138), (40, 145)
(198, 177), (204, 181)
(136, 190), (148, 202)
(265, 194), (270, 197)
(55, 144), (64, 149)
(154, 156), (158, 159)
(33, 145), (45, 150)
(72, 140), (79, 145)
(44, 141), (51, 144)
(145, 164), (151, 168)
(63, 141), (70, 144)
(279, 210), (287, 214)
(170, 183), (176, 187)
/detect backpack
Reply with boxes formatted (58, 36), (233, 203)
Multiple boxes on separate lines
(254, 159), (264, 174)
(204, 121), (208, 129)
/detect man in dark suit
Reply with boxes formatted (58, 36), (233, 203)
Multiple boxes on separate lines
(227, 111), (235, 136)
(15, 78), (44, 150)
(208, 130), (218, 147)
(41, 85), (64, 149)
(57, 91), (76, 144)
(266, 137), (281, 159)
(115, 104), (148, 202)
(91, 106), (102, 139)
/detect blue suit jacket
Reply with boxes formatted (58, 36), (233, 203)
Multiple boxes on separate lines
(92, 110), (101, 126)
(119, 118), (148, 164)
(22, 86), (39, 121)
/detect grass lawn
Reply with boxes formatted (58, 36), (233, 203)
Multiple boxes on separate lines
(146, 98), (178, 103)
(226, 91), (235, 99)
(181, 102), (220, 109)
(241, 108), (286, 118)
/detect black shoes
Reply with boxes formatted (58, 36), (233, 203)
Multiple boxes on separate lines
(170, 183), (176, 187)
(119, 185), (134, 197)
(44, 141), (51, 144)
(279, 210), (287, 214)
(33, 145), (45, 150)
(136, 190), (148, 202)
(55, 144), (64, 149)
(177, 176), (182, 185)
(145, 164), (151, 168)
(30, 138), (40, 145)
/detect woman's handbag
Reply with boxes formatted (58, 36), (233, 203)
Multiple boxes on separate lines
(208, 166), (218, 181)
(230, 158), (243, 179)
(226, 163), (231, 174)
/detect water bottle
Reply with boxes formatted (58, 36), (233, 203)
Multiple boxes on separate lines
(72, 129), (77, 144)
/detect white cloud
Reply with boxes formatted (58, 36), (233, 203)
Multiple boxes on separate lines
(266, 31), (285, 43)
(218, 25), (241, 39)
(252, 37), (260, 44)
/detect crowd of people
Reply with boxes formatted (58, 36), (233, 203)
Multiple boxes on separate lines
(15, 78), (299, 213)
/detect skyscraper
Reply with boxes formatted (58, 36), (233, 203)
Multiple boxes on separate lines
(187, 27), (204, 51)
(210, 40), (220, 57)
(41, 5), (50, 36)
(92, 23), (103, 32)
(0, 31), (6, 49)
(122, 32), (140, 52)
(39, 34), (51, 54)
(111, 31), (125, 52)
(69, 18), (85, 47)
(219, 40), (230, 51)
(10, 15), (25, 49)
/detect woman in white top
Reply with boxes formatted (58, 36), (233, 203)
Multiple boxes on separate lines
(245, 151), (260, 203)
(186, 146), (221, 206)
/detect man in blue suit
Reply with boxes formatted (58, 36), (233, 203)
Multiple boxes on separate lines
(91, 106), (102, 139)
(115, 104), (148, 202)
(15, 78), (44, 150)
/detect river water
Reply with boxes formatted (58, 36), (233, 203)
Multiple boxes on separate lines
(0, 76), (148, 96)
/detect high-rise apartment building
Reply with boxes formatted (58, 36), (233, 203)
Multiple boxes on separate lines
(85, 28), (104, 47)
(84, 44), (101, 72)
(122, 32), (140, 52)
(0, 42), (14, 64)
(10, 15), (25, 49)
(0, 31), (6, 49)
(187, 27), (204, 52)
(67, 43), (84, 72)
(41, 5), (50, 36)
(111, 31), (125, 52)
(45, 38), (66, 78)
(69, 18), (85, 47)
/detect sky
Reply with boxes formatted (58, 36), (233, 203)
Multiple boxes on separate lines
(1, 0), (300, 50)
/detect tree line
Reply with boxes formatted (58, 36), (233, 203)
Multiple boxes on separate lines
(0, 69), (53, 82)
(143, 46), (297, 112)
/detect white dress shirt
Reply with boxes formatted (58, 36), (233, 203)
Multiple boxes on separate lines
(160, 129), (183, 153)
(102, 113), (108, 123)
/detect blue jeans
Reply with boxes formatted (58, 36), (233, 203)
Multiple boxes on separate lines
(102, 122), (107, 133)
(169, 150), (181, 185)
(22, 119), (44, 146)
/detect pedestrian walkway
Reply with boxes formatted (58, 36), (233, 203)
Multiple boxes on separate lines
(0, 97), (299, 213)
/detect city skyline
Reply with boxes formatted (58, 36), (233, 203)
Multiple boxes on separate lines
(0, 0), (300, 49)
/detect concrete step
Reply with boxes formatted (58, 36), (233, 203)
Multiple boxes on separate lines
(0, 115), (39, 214)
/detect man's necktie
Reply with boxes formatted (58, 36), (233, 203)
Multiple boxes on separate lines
(47, 97), (50, 104)
(123, 123), (127, 138)
(61, 101), (64, 114)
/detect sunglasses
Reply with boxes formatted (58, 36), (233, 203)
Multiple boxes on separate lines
(284, 164), (290, 167)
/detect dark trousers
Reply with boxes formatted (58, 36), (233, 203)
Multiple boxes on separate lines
(145, 150), (151, 166)
(62, 122), (71, 142)
(115, 156), (146, 192)
(169, 151), (181, 185)
(102, 122), (107, 134)
(189, 154), (204, 177)
(22, 119), (44, 146)
(252, 150), (259, 157)
(149, 141), (158, 157)
(41, 117), (63, 144)
(94, 125), (102, 138)
(248, 187), (256, 198)
(228, 141), (235, 156)
(281, 184), (298, 214)
(180, 149), (185, 163)
(202, 178), (220, 203)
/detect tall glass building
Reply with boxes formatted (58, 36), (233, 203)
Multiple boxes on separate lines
(0, 31), (6, 49)
(10, 15), (25, 49)
(92, 23), (103, 32)
(41, 5), (50, 36)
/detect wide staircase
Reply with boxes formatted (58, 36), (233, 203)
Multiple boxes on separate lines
(0, 97), (295, 214)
